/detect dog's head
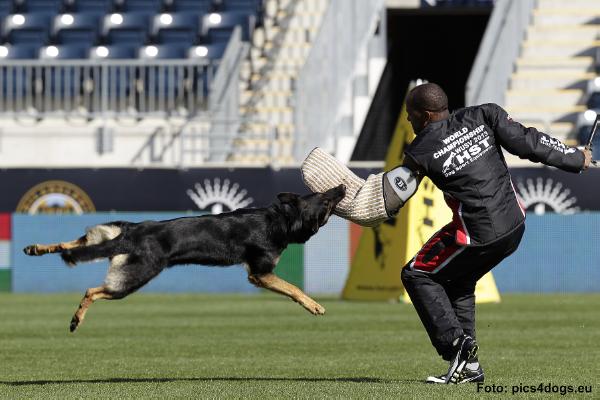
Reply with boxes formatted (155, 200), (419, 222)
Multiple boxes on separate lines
(277, 184), (346, 243)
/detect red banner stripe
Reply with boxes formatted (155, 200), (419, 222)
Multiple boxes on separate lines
(0, 214), (10, 240)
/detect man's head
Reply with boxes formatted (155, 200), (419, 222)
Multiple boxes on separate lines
(406, 83), (449, 134)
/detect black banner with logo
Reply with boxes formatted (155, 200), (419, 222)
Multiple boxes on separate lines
(0, 168), (379, 213)
(0, 167), (597, 214)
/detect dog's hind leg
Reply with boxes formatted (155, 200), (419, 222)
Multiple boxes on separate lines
(248, 273), (326, 315)
(70, 286), (115, 332)
(23, 236), (87, 256)
(24, 224), (123, 257)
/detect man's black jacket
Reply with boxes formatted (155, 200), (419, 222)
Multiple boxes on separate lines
(404, 103), (584, 246)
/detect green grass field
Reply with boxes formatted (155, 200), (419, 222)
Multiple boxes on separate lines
(1, 293), (599, 399)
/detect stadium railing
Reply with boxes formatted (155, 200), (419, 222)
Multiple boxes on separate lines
(0, 26), (245, 119)
(466, 0), (535, 106)
(294, 0), (386, 161)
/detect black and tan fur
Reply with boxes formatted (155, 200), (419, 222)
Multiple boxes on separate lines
(24, 185), (346, 332)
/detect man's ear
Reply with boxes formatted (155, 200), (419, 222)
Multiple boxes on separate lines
(277, 192), (300, 204)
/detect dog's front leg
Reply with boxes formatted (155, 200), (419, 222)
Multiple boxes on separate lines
(70, 286), (114, 332)
(248, 273), (325, 315)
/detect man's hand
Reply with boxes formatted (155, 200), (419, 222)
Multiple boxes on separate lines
(582, 147), (593, 170)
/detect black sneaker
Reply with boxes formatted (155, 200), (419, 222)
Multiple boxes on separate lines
(444, 335), (478, 384)
(426, 365), (484, 384)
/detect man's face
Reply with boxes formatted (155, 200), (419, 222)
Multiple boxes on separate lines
(406, 102), (428, 134)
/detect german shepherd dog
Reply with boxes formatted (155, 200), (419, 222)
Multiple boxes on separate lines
(23, 185), (346, 332)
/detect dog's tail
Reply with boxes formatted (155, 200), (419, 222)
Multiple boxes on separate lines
(60, 240), (128, 266)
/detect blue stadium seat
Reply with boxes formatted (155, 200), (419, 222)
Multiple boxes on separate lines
(119, 0), (162, 13)
(102, 12), (150, 46)
(3, 13), (52, 45)
(39, 44), (90, 59)
(152, 13), (200, 46)
(586, 92), (600, 110)
(168, 0), (211, 14)
(201, 11), (254, 43)
(68, 0), (114, 13)
(219, 0), (261, 14)
(89, 44), (135, 58)
(0, 0), (13, 14)
(0, 43), (39, 58)
(138, 44), (186, 59)
(53, 13), (101, 45)
(17, 0), (63, 14)
(188, 43), (226, 60)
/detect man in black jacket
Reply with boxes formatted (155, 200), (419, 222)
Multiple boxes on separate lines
(400, 83), (592, 384)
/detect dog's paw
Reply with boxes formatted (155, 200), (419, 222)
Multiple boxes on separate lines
(23, 245), (40, 256)
(313, 303), (326, 315)
(303, 300), (326, 316)
(69, 315), (80, 333)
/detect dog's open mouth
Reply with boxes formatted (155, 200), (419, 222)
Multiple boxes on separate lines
(319, 185), (346, 226)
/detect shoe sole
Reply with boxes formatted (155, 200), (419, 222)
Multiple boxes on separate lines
(426, 371), (484, 384)
(445, 341), (479, 384)
(457, 372), (484, 384)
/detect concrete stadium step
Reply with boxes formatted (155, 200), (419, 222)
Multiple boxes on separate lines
(521, 40), (600, 58)
(265, 25), (319, 43)
(239, 106), (294, 125)
(246, 90), (293, 108)
(226, 154), (271, 164)
(505, 89), (585, 108)
(515, 57), (595, 73)
(532, 9), (600, 26)
(506, 105), (585, 125)
(537, 0), (600, 9)
(510, 71), (595, 90)
(264, 42), (312, 59)
(232, 138), (272, 150)
(526, 25), (600, 42)
(238, 121), (273, 135)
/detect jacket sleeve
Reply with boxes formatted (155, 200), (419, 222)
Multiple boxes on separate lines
(482, 103), (585, 173)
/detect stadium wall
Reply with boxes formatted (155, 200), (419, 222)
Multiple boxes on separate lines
(4, 213), (600, 294)
(1, 166), (599, 294)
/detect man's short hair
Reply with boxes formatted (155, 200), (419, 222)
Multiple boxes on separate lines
(407, 83), (448, 113)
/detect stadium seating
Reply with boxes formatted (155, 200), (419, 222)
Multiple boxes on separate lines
(17, 0), (63, 13)
(52, 13), (101, 45)
(66, 0), (113, 14)
(0, 0), (265, 126)
(188, 43), (226, 60)
(102, 12), (150, 46)
(117, 0), (162, 13)
(423, 0), (494, 6)
(0, 1), (259, 58)
(152, 12), (200, 46)
(201, 11), (254, 43)
(88, 43), (134, 58)
(39, 43), (88, 58)
(0, 43), (38, 58)
(138, 44), (186, 59)
(167, 0), (212, 14)
(0, 0), (12, 13)
(3, 13), (53, 44)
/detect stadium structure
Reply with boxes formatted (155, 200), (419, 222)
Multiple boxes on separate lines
(0, 2), (599, 397)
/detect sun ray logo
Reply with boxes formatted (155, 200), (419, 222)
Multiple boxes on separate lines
(515, 178), (579, 215)
(186, 178), (253, 214)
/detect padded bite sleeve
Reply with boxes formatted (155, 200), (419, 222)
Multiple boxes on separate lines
(301, 147), (389, 227)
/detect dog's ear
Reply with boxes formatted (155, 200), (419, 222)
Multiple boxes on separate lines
(277, 192), (300, 205)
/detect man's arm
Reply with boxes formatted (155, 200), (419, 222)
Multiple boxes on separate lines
(381, 154), (422, 217)
(482, 103), (590, 172)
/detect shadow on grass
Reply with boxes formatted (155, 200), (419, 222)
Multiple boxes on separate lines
(1, 376), (420, 386)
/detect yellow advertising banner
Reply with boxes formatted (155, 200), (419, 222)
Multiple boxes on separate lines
(342, 88), (500, 303)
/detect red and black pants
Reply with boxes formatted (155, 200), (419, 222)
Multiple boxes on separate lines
(401, 223), (525, 360)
